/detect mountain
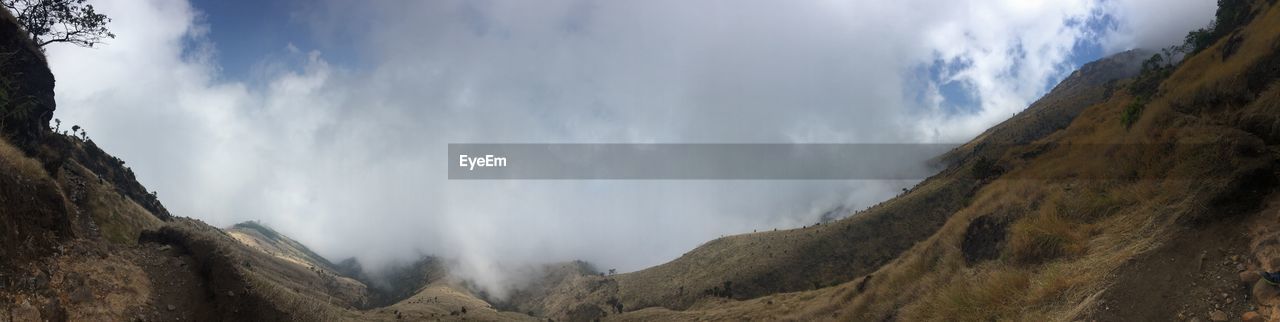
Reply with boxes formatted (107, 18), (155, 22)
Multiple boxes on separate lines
(0, 5), (531, 320)
(4, 0), (1280, 321)
(491, 44), (1152, 322)
(503, 1), (1280, 320)
(227, 221), (339, 271)
(539, 1), (1280, 320)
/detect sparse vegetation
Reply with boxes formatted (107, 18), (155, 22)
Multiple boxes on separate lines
(1130, 53), (1175, 100)
(970, 156), (1001, 179)
(73, 161), (163, 244)
(1121, 96), (1146, 128)
(2, 0), (113, 47)
(1121, 0), (1258, 129)
(1184, 0), (1253, 55)
(0, 128), (44, 177)
(1123, 52), (1177, 129)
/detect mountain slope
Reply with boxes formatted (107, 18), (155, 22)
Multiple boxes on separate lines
(938, 48), (1148, 166)
(0, 5), (535, 320)
(226, 221), (344, 276)
(563, 0), (1280, 320)
(493, 36), (1151, 322)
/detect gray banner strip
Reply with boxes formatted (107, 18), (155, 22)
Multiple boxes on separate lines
(448, 144), (956, 180)
(447, 143), (1260, 180)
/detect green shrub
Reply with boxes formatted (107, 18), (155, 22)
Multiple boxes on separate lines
(1129, 54), (1172, 99)
(1123, 0), (1255, 127)
(1121, 98), (1145, 129)
(1186, 0), (1252, 54)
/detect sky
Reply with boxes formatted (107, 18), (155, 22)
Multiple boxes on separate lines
(43, 0), (1216, 298)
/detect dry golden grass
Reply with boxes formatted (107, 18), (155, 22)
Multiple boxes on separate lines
(576, 172), (980, 317)
(65, 162), (163, 244)
(1007, 210), (1086, 265)
(377, 280), (541, 321)
(604, 181), (1175, 321)
(52, 242), (154, 321)
(644, 177), (1174, 321)
(242, 270), (357, 321)
(0, 134), (47, 180)
(911, 267), (1031, 321)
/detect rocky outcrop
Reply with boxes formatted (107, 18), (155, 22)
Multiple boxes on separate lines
(0, 7), (170, 221)
(0, 8), (55, 148)
(960, 214), (1009, 264)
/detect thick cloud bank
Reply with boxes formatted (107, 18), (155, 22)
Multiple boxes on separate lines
(47, 0), (1214, 297)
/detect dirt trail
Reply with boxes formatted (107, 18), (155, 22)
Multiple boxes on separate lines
(121, 243), (218, 322)
(1087, 196), (1272, 321)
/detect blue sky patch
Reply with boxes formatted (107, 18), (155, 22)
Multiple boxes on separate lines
(910, 9), (1117, 118)
(188, 0), (357, 81)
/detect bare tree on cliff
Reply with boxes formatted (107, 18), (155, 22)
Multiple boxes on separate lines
(3, 0), (114, 47)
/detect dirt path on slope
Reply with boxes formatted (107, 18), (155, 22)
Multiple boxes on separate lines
(1086, 205), (1260, 321)
(121, 243), (218, 321)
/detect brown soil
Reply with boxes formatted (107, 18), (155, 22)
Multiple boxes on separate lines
(121, 243), (217, 322)
(1087, 198), (1261, 321)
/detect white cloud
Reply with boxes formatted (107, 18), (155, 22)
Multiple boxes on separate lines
(1102, 0), (1218, 52)
(46, 0), (1216, 298)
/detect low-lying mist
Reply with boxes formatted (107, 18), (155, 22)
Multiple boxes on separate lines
(47, 0), (1214, 300)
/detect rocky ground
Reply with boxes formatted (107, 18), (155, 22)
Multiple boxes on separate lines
(120, 242), (218, 322)
(1088, 195), (1280, 322)
(1089, 215), (1252, 321)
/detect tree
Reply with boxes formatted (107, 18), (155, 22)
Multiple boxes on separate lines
(1160, 45), (1184, 68)
(3, 0), (114, 47)
(1183, 0), (1252, 55)
(1140, 54), (1164, 73)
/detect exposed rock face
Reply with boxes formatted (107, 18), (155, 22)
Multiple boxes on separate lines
(961, 215), (1009, 264)
(0, 9), (55, 147)
(0, 8), (170, 221)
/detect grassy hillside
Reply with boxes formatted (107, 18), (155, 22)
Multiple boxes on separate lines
(496, 35), (1151, 322)
(227, 221), (341, 274)
(568, 0), (1280, 320)
(938, 49), (1147, 166)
